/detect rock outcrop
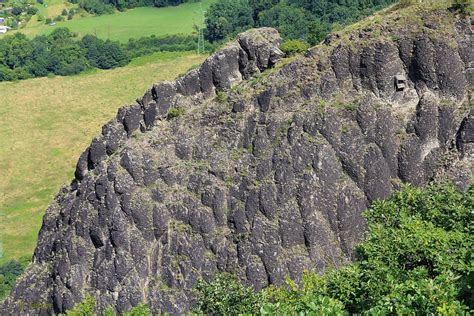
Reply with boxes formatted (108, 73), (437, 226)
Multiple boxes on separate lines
(2, 7), (473, 315)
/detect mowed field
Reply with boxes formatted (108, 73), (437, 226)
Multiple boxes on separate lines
(0, 52), (207, 264)
(13, 0), (214, 42)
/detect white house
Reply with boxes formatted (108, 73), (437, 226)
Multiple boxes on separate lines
(0, 25), (10, 34)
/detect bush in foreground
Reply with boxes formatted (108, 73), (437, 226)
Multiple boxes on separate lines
(194, 183), (473, 314)
(34, 183), (474, 314)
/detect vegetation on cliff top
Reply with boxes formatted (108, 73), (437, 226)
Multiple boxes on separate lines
(194, 183), (473, 315)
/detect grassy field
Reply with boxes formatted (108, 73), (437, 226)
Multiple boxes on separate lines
(0, 51), (207, 264)
(12, 0), (214, 42)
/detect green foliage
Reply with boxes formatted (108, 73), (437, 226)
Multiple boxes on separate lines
(0, 29), (90, 80)
(280, 39), (310, 56)
(55, 15), (66, 22)
(204, 0), (254, 42)
(194, 273), (263, 314)
(257, 3), (311, 41)
(125, 34), (209, 59)
(204, 0), (398, 44)
(451, 0), (474, 14)
(398, 0), (417, 8)
(167, 107), (185, 119)
(81, 35), (130, 69)
(77, 0), (115, 15)
(61, 296), (151, 315)
(193, 183), (473, 314)
(215, 90), (227, 103)
(60, 295), (95, 315)
(0, 257), (29, 301)
(123, 303), (153, 315)
(262, 275), (346, 315)
(0, 26), (201, 82)
(73, 0), (195, 13)
(27, 6), (39, 16)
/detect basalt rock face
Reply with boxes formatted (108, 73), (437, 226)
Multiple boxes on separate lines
(3, 9), (473, 315)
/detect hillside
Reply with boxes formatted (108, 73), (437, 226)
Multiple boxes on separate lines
(0, 52), (206, 265)
(2, 1), (473, 314)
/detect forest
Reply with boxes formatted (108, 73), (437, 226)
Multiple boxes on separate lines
(204, 0), (399, 44)
(0, 28), (199, 81)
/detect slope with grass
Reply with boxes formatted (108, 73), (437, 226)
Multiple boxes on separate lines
(13, 0), (214, 42)
(0, 51), (207, 265)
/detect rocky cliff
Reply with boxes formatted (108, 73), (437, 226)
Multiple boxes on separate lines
(3, 4), (473, 315)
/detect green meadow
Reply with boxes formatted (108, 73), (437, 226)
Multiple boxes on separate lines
(12, 0), (214, 42)
(0, 51), (207, 264)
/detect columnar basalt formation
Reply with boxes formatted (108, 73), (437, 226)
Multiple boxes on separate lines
(2, 9), (473, 315)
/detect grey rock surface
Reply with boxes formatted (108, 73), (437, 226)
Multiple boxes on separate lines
(2, 11), (473, 315)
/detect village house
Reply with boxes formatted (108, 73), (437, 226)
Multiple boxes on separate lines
(0, 25), (10, 34)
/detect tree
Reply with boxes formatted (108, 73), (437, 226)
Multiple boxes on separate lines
(204, 0), (254, 42)
(451, 0), (474, 14)
(194, 273), (263, 314)
(1, 33), (34, 69)
(193, 184), (473, 314)
(11, 7), (23, 16)
(81, 35), (130, 69)
(0, 258), (29, 299)
(258, 4), (310, 40)
(27, 6), (39, 16)
(47, 28), (89, 76)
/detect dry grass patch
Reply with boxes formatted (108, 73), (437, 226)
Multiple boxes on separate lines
(0, 51), (206, 263)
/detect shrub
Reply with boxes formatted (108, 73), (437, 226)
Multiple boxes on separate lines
(61, 295), (95, 315)
(11, 7), (23, 16)
(398, 0), (417, 7)
(81, 35), (130, 69)
(27, 6), (39, 16)
(215, 90), (227, 103)
(191, 183), (473, 314)
(194, 273), (262, 314)
(451, 0), (474, 14)
(167, 107), (185, 120)
(125, 34), (199, 58)
(79, 0), (115, 15)
(0, 257), (30, 300)
(123, 304), (153, 316)
(280, 40), (310, 56)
